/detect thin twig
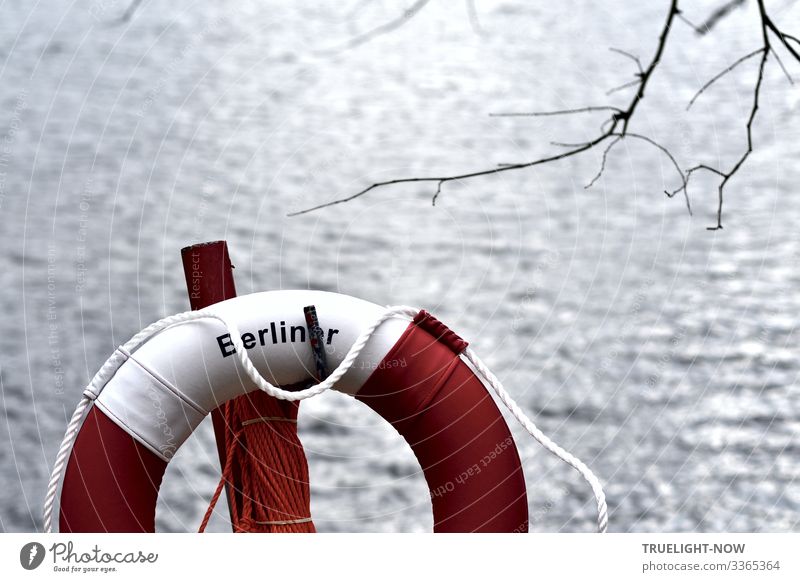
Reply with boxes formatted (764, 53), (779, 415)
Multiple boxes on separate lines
(319, 0), (431, 54)
(782, 32), (800, 48)
(771, 49), (795, 85)
(431, 180), (445, 205)
(585, 136), (623, 189)
(606, 79), (641, 96)
(609, 47), (644, 74)
(489, 106), (623, 118)
(602, 44), (647, 100)
(551, 140), (595, 148)
(686, 48), (765, 110)
(614, 132), (693, 215)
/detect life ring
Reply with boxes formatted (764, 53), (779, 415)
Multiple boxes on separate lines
(45, 290), (607, 533)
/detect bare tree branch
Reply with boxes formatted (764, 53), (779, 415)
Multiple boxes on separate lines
(289, 0), (684, 217)
(289, 134), (611, 215)
(618, 1), (678, 136)
(292, 0), (799, 230)
(677, 0), (799, 230)
(706, 37), (767, 230)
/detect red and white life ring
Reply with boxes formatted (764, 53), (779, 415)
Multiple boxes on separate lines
(44, 290), (606, 533)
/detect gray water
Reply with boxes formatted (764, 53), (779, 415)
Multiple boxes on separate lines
(1, 0), (799, 532)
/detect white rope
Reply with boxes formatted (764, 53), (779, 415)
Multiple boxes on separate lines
(44, 304), (607, 533)
(42, 394), (92, 533)
(463, 346), (608, 533)
(222, 305), (419, 401)
(119, 306), (421, 401)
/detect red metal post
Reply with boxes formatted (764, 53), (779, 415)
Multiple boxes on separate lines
(180, 241), (315, 532)
(181, 241), (239, 525)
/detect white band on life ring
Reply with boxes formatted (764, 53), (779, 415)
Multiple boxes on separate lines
(94, 290), (410, 461)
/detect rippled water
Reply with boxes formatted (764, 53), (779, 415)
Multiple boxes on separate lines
(1, 0), (799, 532)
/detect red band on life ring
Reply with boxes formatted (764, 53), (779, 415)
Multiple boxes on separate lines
(356, 318), (529, 532)
(60, 407), (167, 532)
